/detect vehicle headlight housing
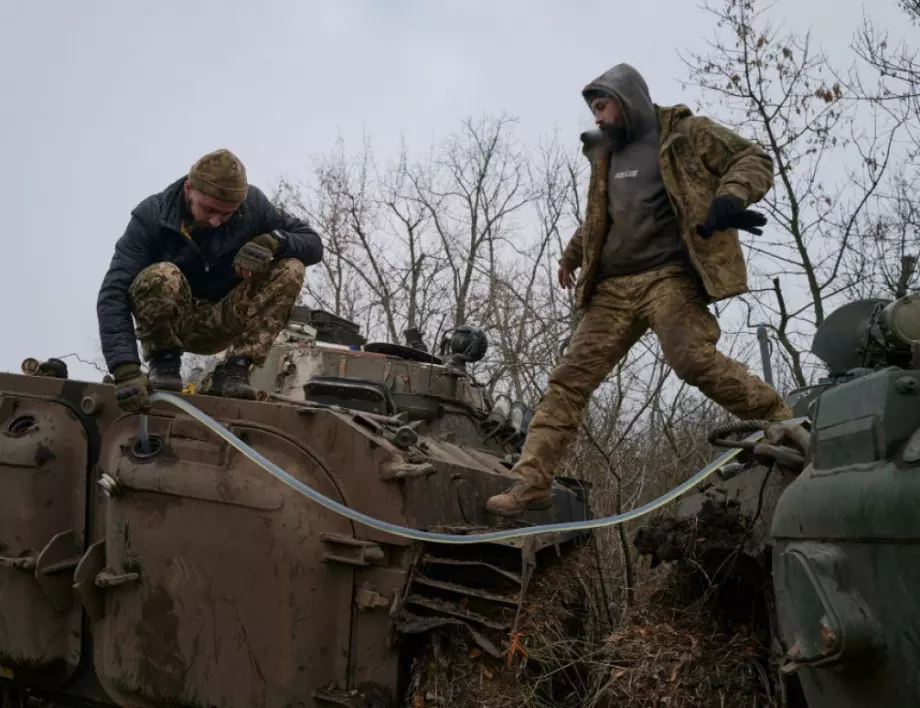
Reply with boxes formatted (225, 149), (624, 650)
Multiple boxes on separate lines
(880, 294), (920, 347)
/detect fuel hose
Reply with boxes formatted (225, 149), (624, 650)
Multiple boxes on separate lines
(138, 392), (807, 545)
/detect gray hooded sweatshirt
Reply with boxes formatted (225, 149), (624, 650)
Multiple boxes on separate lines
(582, 64), (688, 279)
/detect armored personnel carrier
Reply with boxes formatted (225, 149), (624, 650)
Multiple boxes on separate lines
(634, 293), (920, 706)
(0, 308), (591, 708)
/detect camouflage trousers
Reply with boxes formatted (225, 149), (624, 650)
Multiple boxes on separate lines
(128, 259), (305, 366)
(514, 264), (793, 489)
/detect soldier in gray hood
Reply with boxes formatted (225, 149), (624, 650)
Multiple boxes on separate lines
(486, 63), (791, 518)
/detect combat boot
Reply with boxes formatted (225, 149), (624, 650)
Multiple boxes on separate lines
(208, 355), (257, 400)
(485, 480), (553, 518)
(147, 350), (184, 392)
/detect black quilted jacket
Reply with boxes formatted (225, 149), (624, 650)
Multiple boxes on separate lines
(96, 176), (323, 372)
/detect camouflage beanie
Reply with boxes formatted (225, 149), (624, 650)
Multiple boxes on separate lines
(188, 149), (248, 204)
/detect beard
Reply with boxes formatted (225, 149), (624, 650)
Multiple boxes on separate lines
(599, 120), (628, 151)
(182, 194), (216, 230)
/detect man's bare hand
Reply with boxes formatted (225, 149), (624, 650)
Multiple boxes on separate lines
(557, 259), (577, 289)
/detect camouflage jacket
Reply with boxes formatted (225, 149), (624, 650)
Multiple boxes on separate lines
(562, 104), (774, 309)
(97, 177), (324, 372)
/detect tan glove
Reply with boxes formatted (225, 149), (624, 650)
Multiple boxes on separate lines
(233, 233), (279, 281)
(112, 363), (151, 414)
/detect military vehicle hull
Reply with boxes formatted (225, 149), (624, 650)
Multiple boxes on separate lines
(633, 294), (920, 706)
(771, 367), (920, 706)
(0, 368), (589, 708)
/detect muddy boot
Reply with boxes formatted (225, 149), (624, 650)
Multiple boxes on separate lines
(208, 355), (257, 400)
(485, 480), (553, 518)
(147, 350), (184, 392)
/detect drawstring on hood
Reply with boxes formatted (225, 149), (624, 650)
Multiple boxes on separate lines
(582, 63), (658, 151)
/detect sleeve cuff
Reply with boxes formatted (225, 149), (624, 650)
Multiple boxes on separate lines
(718, 184), (750, 207)
(271, 230), (289, 256)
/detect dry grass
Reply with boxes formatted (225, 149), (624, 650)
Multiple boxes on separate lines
(405, 491), (782, 708)
(405, 540), (607, 708)
(594, 570), (776, 708)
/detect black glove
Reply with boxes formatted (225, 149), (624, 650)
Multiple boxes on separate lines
(112, 363), (151, 414)
(233, 233), (279, 280)
(696, 195), (767, 238)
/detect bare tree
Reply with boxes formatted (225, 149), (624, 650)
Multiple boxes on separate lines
(378, 141), (445, 335)
(485, 128), (586, 402)
(405, 113), (534, 335)
(273, 135), (448, 344)
(851, 0), (920, 126)
(680, 0), (903, 387)
(274, 142), (367, 326)
(838, 0), (920, 301)
(840, 163), (920, 299)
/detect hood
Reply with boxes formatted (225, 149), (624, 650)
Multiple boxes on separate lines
(582, 63), (657, 145)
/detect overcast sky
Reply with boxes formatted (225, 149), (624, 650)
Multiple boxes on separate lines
(0, 0), (907, 382)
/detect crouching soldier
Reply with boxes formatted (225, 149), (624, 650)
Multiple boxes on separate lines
(96, 148), (324, 413)
(486, 63), (793, 518)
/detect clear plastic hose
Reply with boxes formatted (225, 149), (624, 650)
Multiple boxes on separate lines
(142, 392), (807, 545)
